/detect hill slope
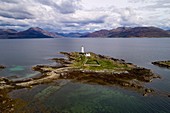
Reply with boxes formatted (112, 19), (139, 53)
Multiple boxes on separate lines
(0, 27), (62, 39)
(82, 27), (170, 38)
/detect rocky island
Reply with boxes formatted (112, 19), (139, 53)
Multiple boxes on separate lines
(0, 52), (160, 96)
(152, 61), (170, 69)
(0, 65), (5, 69)
(34, 52), (160, 95)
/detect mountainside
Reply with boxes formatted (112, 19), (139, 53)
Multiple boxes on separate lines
(17, 27), (62, 38)
(82, 27), (170, 38)
(0, 27), (62, 39)
(56, 32), (89, 38)
(83, 30), (109, 37)
(0, 29), (18, 39)
(1, 26), (170, 39)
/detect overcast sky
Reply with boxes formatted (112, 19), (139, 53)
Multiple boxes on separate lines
(0, 0), (169, 32)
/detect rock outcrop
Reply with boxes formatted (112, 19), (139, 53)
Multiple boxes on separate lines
(0, 65), (5, 69)
(152, 61), (170, 68)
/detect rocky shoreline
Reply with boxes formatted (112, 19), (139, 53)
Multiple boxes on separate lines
(0, 53), (169, 112)
(0, 52), (161, 96)
(33, 52), (161, 96)
(152, 61), (170, 68)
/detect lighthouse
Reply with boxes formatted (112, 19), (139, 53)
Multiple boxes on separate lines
(81, 46), (85, 53)
(80, 46), (91, 57)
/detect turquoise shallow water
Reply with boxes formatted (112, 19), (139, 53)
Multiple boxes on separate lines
(10, 81), (170, 113)
(0, 65), (40, 80)
(0, 38), (170, 113)
(9, 66), (25, 71)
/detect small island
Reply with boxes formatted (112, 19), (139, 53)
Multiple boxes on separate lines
(33, 50), (160, 95)
(0, 48), (160, 96)
(0, 65), (5, 69)
(152, 61), (170, 68)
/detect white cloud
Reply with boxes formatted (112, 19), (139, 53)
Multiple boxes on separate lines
(0, 0), (169, 32)
(36, 0), (81, 14)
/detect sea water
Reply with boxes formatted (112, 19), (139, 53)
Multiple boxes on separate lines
(0, 38), (170, 113)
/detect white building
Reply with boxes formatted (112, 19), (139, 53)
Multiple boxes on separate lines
(81, 46), (91, 57)
(81, 46), (85, 53)
(85, 53), (91, 57)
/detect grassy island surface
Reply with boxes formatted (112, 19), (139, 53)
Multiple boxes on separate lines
(0, 52), (161, 97)
(152, 61), (170, 68)
(66, 52), (133, 72)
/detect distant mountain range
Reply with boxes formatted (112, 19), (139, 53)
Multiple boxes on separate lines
(0, 27), (62, 39)
(56, 32), (88, 38)
(0, 26), (170, 39)
(82, 27), (170, 38)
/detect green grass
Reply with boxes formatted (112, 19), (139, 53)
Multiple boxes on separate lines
(72, 54), (87, 68)
(84, 59), (130, 71)
(86, 59), (99, 65)
(70, 53), (131, 71)
(161, 61), (170, 66)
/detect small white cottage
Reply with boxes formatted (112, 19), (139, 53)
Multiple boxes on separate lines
(85, 53), (91, 57)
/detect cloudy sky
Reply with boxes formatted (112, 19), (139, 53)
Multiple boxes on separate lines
(0, 0), (169, 32)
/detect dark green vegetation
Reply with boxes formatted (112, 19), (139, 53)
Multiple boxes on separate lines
(64, 52), (134, 72)
(86, 59), (99, 65)
(152, 61), (170, 68)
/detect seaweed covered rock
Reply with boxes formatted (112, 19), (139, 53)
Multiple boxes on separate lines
(0, 65), (5, 69)
(0, 90), (15, 113)
(152, 61), (170, 69)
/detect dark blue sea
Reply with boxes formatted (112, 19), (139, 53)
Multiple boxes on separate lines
(0, 38), (170, 113)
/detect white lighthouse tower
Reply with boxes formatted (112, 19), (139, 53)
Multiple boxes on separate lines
(81, 46), (85, 53)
